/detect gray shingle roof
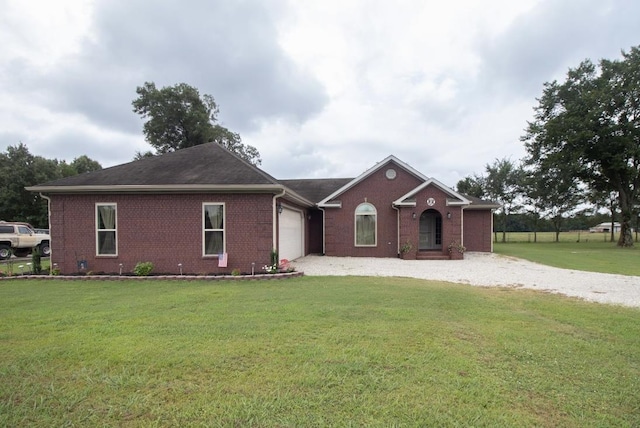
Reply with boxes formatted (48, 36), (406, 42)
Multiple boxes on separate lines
(28, 143), (499, 209)
(35, 143), (280, 187)
(280, 178), (353, 204)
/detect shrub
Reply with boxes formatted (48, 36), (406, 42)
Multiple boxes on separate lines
(231, 268), (241, 276)
(270, 249), (278, 266)
(31, 246), (42, 274)
(133, 262), (154, 276)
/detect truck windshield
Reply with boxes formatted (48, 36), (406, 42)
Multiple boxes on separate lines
(17, 226), (33, 234)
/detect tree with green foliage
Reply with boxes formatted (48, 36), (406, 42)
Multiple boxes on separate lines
(68, 155), (102, 175)
(521, 160), (583, 242)
(58, 155), (103, 177)
(0, 144), (102, 227)
(0, 144), (58, 226)
(455, 174), (485, 198)
(523, 46), (640, 247)
(483, 158), (524, 243)
(132, 82), (261, 165)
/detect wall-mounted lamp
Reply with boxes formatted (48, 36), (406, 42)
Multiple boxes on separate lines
(412, 212), (417, 220)
(277, 203), (283, 214)
(447, 211), (451, 219)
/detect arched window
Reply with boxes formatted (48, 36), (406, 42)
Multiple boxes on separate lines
(355, 203), (377, 246)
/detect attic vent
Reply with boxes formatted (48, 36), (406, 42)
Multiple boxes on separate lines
(385, 168), (397, 180)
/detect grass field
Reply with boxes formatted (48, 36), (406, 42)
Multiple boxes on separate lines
(494, 239), (640, 276)
(1, 278), (639, 426)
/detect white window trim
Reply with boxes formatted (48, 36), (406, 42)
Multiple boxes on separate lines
(202, 202), (226, 257)
(354, 202), (377, 247)
(96, 203), (118, 256)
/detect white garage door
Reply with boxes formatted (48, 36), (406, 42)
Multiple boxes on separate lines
(279, 207), (304, 261)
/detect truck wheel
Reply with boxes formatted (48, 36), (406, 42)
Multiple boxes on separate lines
(39, 242), (51, 257)
(13, 249), (30, 258)
(0, 245), (11, 260)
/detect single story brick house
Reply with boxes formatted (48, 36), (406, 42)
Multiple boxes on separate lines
(28, 143), (499, 275)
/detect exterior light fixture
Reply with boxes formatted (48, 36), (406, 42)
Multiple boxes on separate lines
(412, 212), (417, 220)
(447, 212), (452, 219)
(277, 203), (283, 214)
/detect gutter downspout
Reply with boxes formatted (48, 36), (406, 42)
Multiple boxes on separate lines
(39, 193), (52, 274)
(318, 207), (326, 255)
(460, 206), (465, 248)
(392, 204), (400, 255)
(272, 189), (286, 253)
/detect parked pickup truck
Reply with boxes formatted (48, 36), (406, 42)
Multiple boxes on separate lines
(0, 221), (51, 259)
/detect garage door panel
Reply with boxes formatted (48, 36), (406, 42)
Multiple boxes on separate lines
(279, 208), (303, 261)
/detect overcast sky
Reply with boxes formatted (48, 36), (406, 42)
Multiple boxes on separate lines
(1, 0), (638, 186)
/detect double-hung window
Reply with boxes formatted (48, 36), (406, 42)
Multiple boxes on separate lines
(355, 202), (377, 246)
(96, 203), (117, 255)
(203, 203), (225, 256)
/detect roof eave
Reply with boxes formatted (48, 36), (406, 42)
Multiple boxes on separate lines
(26, 184), (288, 194)
(464, 203), (502, 210)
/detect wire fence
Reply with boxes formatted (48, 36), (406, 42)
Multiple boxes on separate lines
(493, 231), (639, 243)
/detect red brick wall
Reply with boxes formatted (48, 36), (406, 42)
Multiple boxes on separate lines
(463, 209), (493, 252)
(324, 162), (423, 257)
(398, 186), (464, 258)
(49, 193), (275, 275)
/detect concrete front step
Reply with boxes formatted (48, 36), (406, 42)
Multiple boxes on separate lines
(416, 251), (451, 260)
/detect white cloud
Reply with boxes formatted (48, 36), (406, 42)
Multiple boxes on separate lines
(0, 0), (94, 68)
(0, 0), (638, 189)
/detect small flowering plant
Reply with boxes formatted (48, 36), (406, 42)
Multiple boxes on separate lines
(263, 259), (295, 274)
(447, 241), (466, 254)
(278, 259), (295, 272)
(263, 264), (278, 274)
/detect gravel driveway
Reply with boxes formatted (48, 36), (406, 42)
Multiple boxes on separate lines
(292, 252), (640, 308)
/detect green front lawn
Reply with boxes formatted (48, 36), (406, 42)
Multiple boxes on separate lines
(1, 278), (638, 426)
(494, 241), (640, 276)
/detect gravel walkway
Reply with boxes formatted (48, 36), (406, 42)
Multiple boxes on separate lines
(292, 252), (640, 308)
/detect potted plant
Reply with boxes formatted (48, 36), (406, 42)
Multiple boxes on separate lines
(447, 241), (466, 260)
(400, 241), (414, 259)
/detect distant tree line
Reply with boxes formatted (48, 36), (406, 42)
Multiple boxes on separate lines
(457, 46), (640, 247)
(0, 143), (101, 227)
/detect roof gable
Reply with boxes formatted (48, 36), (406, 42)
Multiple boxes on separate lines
(393, 178), (471, 207)
(317, 155), (428, 207)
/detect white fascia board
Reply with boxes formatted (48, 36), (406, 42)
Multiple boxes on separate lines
(392, 201), (416, 207)
(317, 202), (342, 208)
(393, 178), (470, 206)
(446, 200), (469, 206)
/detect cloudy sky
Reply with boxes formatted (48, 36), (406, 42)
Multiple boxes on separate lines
(1, 0), (638, 186)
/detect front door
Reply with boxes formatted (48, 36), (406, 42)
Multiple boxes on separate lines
(419, 210), (442, 250)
